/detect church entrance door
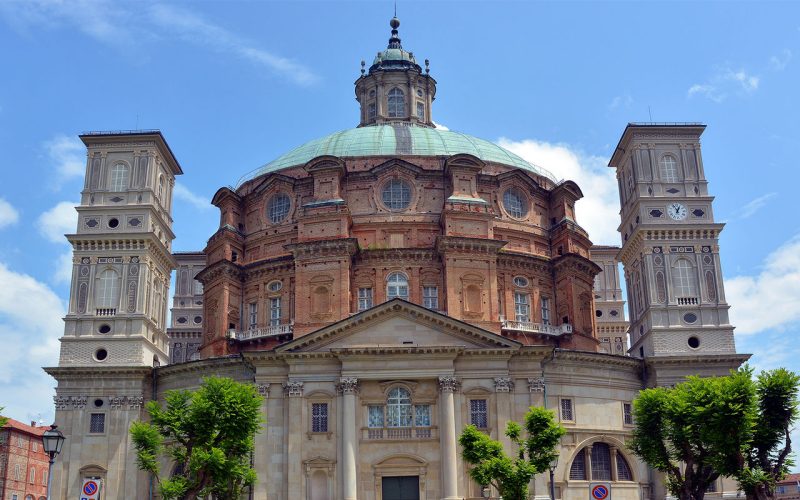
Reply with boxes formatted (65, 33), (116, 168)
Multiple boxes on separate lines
(381, 475), (420, 500)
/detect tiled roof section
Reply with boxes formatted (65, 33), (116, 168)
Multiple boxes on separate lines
(239, 124), (557, 185)
(2, 417), (47, 436)
(778, 473), (800, 484)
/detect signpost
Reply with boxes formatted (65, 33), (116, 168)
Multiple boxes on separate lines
(590, 482), (611, 500)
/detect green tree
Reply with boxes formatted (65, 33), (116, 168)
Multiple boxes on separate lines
(130, 376), (263, 500)
(459, 406), (565, 500)
(629, 367), (799, 500)
(0, 407), (8, 429)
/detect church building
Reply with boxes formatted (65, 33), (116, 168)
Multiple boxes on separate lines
(44, 16), (749, 500)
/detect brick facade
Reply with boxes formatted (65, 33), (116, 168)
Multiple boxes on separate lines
(0, 419), (48, 500)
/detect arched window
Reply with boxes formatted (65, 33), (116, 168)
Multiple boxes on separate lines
(386, 272), (409, 300)
(388, 88), (405, 117)
(386, 387), (412, 427)
(95, 270), (120, 308)
(672, 259), (697, 297)
(503, 188), (528, 218)
(110, 163), (128, 192)
(268, 193), (291, 223)
(569, 442), (635, 481)
(659, 155), (680, 183)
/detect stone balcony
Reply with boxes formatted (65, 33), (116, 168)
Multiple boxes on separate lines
(95, 308), (116, 316)
(500, 320), (573, 336)
(364, 426), (437, 440)
(677, 297), (699, 306)
(229, 322), (293, 341)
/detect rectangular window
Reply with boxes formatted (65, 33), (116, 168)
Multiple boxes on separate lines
(368, 102), (377, 120)
(368, 405), (384, 428)
(623, 402), (633, 425)
(416, 102), (425, 119)
(14, 463), (20, 480)
(89, 413), (106, 433)
(30, 467), (35, 483)
(414, 405), (431, 427)
(560, 398), (574, 422)
(514, 292), (530, 322)
(311, 403), (328, 433)
(358, 287), (373, 311)
(194, 280), (203, 295)
(423, 286), (438, 310)
(469, 399), (488, 429)
(270, 297), (281, 326)
(248, 302), (258, 330)
(541, 297), (551, 325)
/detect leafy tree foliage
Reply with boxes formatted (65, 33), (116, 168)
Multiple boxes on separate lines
(459, 406), (565, 500)
(629, 366), (799, 500)
(130, 376), (263, 500)
(0, 407), (8, 429)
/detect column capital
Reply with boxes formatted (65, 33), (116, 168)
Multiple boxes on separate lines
(337, 377), (359, 395)
(494, 377), (514, 393)
(438, 376), (460, 393)
(283, 379), (304, 397)
(256, 383), (270, 398)
(527, 377), (545, 393)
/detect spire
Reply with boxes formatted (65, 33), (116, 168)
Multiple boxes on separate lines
(388, 16), (402, 49)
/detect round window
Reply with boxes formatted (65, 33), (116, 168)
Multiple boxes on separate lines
(687, 336), (700, 349)
(502, 188), (528, 219)
(94, 348), (108, 362)
(381, 179), (412, 210)
(683, 312), (698, 324)
(108, 218), (119, 228)
(267, 193), (291, 224)
(268, 280), (283, 292)
(98, 324), (111, 334)
(512, 276), (528, 288)
(94, 398), (104, 408)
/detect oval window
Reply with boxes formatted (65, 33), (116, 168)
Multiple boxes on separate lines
(268, 280), (283, 292)
(503, 188), (528, 218)
(512, 276), (528, 288)
(381, 179), (411, 210)
(267, 193), (291, 224)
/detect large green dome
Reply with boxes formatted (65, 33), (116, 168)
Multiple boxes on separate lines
(241, 124), (557, 184)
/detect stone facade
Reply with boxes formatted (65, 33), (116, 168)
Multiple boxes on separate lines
(0, 419), (48, 500)
(43, 16), (751, 500)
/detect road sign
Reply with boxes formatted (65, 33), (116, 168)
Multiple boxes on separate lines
(81, 478), (100, 499)
(590, 482), (611, 500)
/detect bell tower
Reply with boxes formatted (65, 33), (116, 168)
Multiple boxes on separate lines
(609, 124), (738, 365)
(45, 130), (182, 498)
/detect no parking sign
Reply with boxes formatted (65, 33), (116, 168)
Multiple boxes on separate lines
(80, 478), (101, 500)
(590, 482), (611, 500)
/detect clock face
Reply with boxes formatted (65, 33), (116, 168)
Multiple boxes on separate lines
(668, 202), (688, 221)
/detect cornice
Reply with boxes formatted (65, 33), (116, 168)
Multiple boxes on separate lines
(285, 238), (359, 260)
(241, 255), (295, 280)
(554, 349), (644, 369)
(358, 247), (438, 264)
(195, 260), (244, 284)
(44, 365), (152, 379)
(645, 353), (751, 368)
(619, 224), (725, 263)
(330, 346), (464, 356)
(552, 253), (602, 280)
(156, 354), (252, 377)
(496, 251), (552, 275)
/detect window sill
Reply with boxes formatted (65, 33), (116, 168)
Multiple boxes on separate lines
(306, 431), (332, 440)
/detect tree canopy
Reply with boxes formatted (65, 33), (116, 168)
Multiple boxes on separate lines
(459, 406), (565, 500)
(130, 376), (263, 500)
(629, 366), (799, 500)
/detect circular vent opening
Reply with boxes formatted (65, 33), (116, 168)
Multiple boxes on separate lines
(687, 336), (700, 349)
(94, 398), (104, 408)
(94, 348), (108, 361)
(108, 218), (119, 228)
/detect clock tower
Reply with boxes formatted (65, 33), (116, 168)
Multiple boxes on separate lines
(609, 124), (746, 383)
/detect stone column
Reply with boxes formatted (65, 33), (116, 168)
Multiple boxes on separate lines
(284, 380), (304, 499)
(586, 445), (594, 481)
(339, 377), (359, 500)
(438, 376), (461, 500)
(610, 446), (619, 482)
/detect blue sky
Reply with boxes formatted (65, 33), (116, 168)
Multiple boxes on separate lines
(0, 0), (798, 441)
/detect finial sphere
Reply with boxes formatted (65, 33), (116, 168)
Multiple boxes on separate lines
(390, 17), (400, 29)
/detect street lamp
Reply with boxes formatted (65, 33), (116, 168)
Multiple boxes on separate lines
(481, 485), (491, 498)
(549, 455), (559, 500)
(42, 424), (66, 500)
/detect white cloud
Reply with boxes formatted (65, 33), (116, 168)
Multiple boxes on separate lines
(174, 183), (212, 210)
(688, 66), (760, 102)
(54, 250), (74, 285)
(769, 49), (792, 71)
(45, 135), (85, 187)
(0, 198), (20, 229)
(726, 235), (800, 336)
(497, 138), (620, 245)
(732, 192), (777, 219)
(608, 93), (633, 110)
(432, 121), (449, 131)
(148, 4), (318, 86)
(0, 262), (64, 422)
(37, 201), (77, 243)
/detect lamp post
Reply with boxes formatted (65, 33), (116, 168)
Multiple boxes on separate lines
(549, 455), (559, 500)
(42, 424), (66, 500)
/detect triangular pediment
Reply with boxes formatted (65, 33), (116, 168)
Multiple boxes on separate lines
(277, 299), (520, 352)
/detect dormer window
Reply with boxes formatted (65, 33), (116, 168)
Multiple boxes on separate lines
(388, 88), (405, 117)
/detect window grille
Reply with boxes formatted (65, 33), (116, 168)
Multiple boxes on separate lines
(311, 403), (328, 433)
(659, 155), (680, 183)
(358, 287), (373, 311)
(514, 292), (530, 322)
(569, 451), (586, 480)
(414, 405), (431, 427)
(469, 399), (488, 429)
(423, 286), (438, 310)
(110, 163), (128, 192)
(368, 405), (384, 428)
(617, 453), (633, 481)
(381, 179), (411, 210)
(560, 398), (574, 421)
(268, 194), (291, 223)
(96, 270), (120, 308)
(672, 259), (698, 297)
(90, 413), (105, 433)
(386, 387), (412, 427)
(503, 188), (528, 218)
(623, 402), (633, 425)
(591, 443), (612, 481)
